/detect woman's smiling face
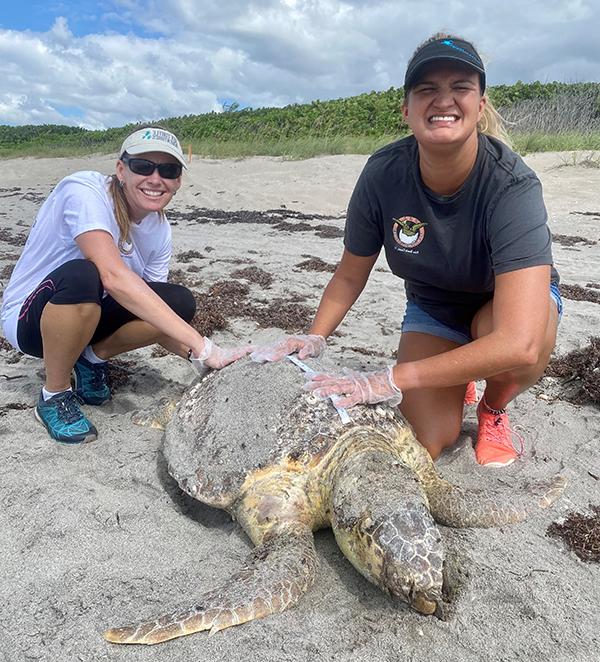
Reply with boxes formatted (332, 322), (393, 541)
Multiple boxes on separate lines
(402, 61), (486, 150)
(116, 151), (181, 222)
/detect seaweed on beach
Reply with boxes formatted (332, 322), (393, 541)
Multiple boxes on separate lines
(20, 191), (47, 204)
(168, 268), (203, 289)
(231, 266), (274, 288)
(314, 224), (344, 239)
(175, 250), (205, 263)
(0, 228), (27, 246)
(107, 359), (136, 392)
(547, 505), (600, 563)
(341, 345), (391, 358)
(0, 264), (15, 279)
(190, 278), (312, 336)
(249, 299), (312, 331)
(570, 210), (600, 217)
(167, 206), (344, 238)
(560, 284), (600, 304)
(544, 337), (600, 405)
(296, 256), (337, 273)
(0, 402), (32, 417)
(552, 233), (597, 247)
(0, 337), (22, 364)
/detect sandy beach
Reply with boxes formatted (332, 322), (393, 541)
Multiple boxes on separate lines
(0, 150), (599, 662)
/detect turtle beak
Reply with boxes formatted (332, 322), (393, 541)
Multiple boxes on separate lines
(409, 590), (446, 620)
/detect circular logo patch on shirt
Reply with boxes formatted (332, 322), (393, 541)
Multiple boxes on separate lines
(118, 237), (134, 256)
(392, 216), (427, 249)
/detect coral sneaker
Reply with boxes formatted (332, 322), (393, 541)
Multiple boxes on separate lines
(464, 381), (479, 405)
(475, 401), (524, 467)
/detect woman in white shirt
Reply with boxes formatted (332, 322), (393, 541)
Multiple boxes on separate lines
(1, 127), (251, 444)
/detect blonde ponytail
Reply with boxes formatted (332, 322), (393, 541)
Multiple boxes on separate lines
(108, 175), (133, 250)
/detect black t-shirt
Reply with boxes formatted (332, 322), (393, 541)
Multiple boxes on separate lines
(344, 134), (559, 327)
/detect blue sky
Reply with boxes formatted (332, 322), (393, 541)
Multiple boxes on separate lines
(2, 2), (117, 35)
(1, 0), (599, 129)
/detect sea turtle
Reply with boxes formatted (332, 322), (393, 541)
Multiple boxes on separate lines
(104, 357), (565, 645)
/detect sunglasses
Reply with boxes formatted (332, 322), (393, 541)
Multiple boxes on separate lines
(122, 154), (182, 179)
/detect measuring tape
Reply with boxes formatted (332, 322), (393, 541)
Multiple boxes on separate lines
(286, 355), (351, 424)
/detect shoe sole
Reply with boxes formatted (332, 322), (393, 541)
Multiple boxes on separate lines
(34, 408), (98, 445)
(479, 457), (516, 468)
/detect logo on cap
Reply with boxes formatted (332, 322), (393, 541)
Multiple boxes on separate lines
(440, 39), (479, 64)
(141, 128), (179, 147)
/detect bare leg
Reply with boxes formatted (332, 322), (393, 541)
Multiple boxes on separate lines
(40, 302), (100, 391)
(92, 320), (189, 360)
(396, 332), (466, 459)
(471, 299), (559, 410)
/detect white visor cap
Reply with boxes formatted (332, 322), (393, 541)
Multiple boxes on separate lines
(120, 127), (187, 168)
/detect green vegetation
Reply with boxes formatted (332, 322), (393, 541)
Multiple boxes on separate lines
(1, 82), (600, 159)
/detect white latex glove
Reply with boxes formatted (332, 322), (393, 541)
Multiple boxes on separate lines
(303, 366), (403, 409)
(190, 337), (254, 371)
(250, 334), (326, 363)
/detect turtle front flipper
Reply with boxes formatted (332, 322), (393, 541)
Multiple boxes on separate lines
(104, 525), (317, 645)
(424, 474), (567, 528)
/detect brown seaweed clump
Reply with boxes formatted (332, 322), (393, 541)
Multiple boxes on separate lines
(552, 233), (597, 247)
(547, 505), (600, 563)
(0, 228), (27, 246)
(295, 257), (337, 273)
(190, 279), (312, 337)
(230, 267), (274, 288)
(560, 284), (600, 304)
(544, 337), (600, 405)
(175, 250), (205, 263)
(107, 359), (136, 392)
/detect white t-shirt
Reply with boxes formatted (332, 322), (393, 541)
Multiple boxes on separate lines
(1, 171), (172, 350)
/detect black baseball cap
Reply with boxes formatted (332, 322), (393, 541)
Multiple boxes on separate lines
(404, 38), (486, 93)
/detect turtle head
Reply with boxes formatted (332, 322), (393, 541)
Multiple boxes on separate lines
(333, 506), (446, 619)
(382, 550), (446, 620)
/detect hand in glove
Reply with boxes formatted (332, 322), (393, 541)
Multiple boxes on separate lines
(250, 334), (326, 363)
(303, 366), (403, 409)
(190, 337), (254, 371)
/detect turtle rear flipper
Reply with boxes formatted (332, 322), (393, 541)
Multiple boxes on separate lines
(425, 474), (566, 528)
(104, 526), (317, 645)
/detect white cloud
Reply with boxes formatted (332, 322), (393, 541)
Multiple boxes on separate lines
(0, 0), (598, 128)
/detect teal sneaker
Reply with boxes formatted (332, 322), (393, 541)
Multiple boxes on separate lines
(35, 390), (98, 444)
(73, 355), (111, 405)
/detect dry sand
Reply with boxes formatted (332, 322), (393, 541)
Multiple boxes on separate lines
(0, 150), (599, 662)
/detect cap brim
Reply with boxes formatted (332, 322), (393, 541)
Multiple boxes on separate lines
(405, 55), (485, 90)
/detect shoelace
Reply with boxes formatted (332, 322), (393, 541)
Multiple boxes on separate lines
(483, 412), (525, 457)
(56, 393), (85, 424)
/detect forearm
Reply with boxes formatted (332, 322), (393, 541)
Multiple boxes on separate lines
(309, 273), (367, 337)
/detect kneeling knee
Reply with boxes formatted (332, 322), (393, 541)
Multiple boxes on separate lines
(148, 282), (196, 322)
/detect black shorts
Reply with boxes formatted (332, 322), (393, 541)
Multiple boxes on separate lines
(17, 259), (196, 358)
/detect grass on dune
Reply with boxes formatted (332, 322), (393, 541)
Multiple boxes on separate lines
(2, 132), (600, 161)
(3, 83), (600, 161)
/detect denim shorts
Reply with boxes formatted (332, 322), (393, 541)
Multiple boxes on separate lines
(401, 282), (563, 346)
